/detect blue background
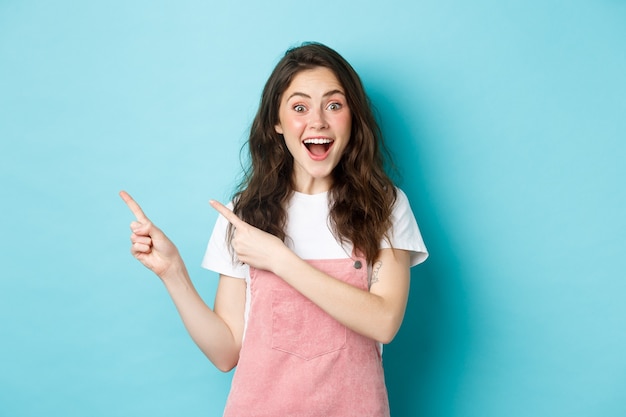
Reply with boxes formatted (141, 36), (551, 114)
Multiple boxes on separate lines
(1, 1), (625, 416)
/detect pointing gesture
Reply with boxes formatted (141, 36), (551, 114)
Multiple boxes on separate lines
(120, 190), (150, 223)
(210, 200), (289, 273)
(209, 200), (248, 229)
(120, 191), (183, 279)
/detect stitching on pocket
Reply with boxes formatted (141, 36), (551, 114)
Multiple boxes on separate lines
(271, 289), (347, 360)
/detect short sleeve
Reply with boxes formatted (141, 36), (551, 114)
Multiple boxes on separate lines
(201, 203), (248, 279)
(381, 188), (428, 267)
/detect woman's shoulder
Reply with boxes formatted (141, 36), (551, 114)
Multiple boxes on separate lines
(386, 187), (429, 265)
(392, 187), (412, 212)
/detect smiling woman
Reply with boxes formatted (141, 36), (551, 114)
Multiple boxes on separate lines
(121, 42), (428, 417)
(275, 66), (352, 193)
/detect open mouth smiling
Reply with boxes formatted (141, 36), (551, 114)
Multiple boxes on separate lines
(303, 138), (334, 160)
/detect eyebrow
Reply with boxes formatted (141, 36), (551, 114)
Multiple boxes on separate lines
(286, 89), (345, 101)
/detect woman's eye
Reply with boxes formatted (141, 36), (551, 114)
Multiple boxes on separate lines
(327, 102), (342, 111)
(293, 105), (306, 112)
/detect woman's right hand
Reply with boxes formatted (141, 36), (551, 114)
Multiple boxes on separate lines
(119, 191), (182, 279)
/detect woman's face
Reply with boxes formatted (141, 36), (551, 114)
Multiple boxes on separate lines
(275, 67), (352, 194)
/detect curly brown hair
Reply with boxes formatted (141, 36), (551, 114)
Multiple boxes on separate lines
(229, 42), (397, 263)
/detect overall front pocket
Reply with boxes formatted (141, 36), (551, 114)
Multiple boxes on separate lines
(271, 288), (347, 360)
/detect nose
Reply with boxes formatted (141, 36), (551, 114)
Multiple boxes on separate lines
(309, 108), (328, 130)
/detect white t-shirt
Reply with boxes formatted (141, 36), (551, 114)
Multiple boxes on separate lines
(202, 188), (428, 277)
(202, 188), (428, 337)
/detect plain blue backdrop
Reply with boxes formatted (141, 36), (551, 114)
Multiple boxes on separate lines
(1, 1), (625, 416)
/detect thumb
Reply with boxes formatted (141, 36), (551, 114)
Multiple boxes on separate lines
(131, 218), (165, 241)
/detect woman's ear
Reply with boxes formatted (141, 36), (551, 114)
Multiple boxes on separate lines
(274, 123), (283, 134)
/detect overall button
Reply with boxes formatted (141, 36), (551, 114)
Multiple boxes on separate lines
(354, 260), (362, 269)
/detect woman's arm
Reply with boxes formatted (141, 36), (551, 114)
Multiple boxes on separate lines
(162, 270), (246, 372)
(120, 191), (245, 371)
(210, 199), (411, 344)
(276, 247), (410, 344)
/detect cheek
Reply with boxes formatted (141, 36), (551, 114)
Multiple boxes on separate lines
(338, 115), (353, 152)
(337, 112), (352, 134)
(286, 117), (306, 130)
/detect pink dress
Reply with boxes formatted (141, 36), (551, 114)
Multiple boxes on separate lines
(222, 256), (390, 417)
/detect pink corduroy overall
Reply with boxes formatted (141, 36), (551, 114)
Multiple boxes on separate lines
(222, 256), (390, 417)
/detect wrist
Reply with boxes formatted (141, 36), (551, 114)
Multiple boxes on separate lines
(159, 259), (189, 285)
(272, 246), (302, 279)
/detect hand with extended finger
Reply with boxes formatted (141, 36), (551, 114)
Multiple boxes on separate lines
(210, 200), (289, 273)
(120, 191), (184, 279)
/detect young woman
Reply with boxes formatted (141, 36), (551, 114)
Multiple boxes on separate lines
(121, 42), (427, 417)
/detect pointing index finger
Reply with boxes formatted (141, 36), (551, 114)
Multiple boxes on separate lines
(119, 190), (149, 222)
(210, 200), (246, 228)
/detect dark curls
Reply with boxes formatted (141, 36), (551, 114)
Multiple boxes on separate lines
(229, 42), (397, 263)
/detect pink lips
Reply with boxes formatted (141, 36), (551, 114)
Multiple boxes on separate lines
(303, 137), (334, 161)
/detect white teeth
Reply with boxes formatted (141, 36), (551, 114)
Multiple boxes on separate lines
(303, 138), (333, 144)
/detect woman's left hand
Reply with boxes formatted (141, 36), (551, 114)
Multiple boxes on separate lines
(210, 200), (289, 273)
